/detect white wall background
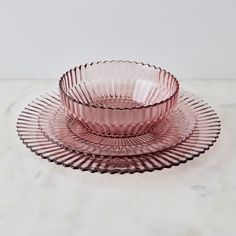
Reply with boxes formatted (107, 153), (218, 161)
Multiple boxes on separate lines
(0, 0), (235, 80)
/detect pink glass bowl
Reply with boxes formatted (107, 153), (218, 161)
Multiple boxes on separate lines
(59, 60), (179, 137)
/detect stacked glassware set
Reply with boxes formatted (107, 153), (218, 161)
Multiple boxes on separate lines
(17, 61), (220, 174)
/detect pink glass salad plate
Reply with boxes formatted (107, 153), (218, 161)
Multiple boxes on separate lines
(17, 61), (221, 174)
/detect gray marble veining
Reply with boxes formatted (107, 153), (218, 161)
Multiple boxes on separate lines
(0, 79), (235, 236)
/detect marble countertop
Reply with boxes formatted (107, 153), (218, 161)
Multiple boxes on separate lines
(0, 79), (235, 236)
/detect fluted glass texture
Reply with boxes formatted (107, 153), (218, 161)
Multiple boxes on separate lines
(16, 91), (220, 174)
(59, 61), (179, 137)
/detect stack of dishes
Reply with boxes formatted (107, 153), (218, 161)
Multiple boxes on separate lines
(17, 61), (221, 174)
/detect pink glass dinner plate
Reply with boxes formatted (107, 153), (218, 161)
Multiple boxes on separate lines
(17, 91), (220, 174)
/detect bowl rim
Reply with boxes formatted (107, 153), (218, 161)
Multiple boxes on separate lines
(59, 60), (179, 110)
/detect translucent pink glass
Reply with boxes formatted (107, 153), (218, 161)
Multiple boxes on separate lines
(37, 93), (195, 156)
(59, 61), (179, 137)
(16, 91), (220, 174)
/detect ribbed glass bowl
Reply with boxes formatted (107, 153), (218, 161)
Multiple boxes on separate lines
(59, 60), (179, 137)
